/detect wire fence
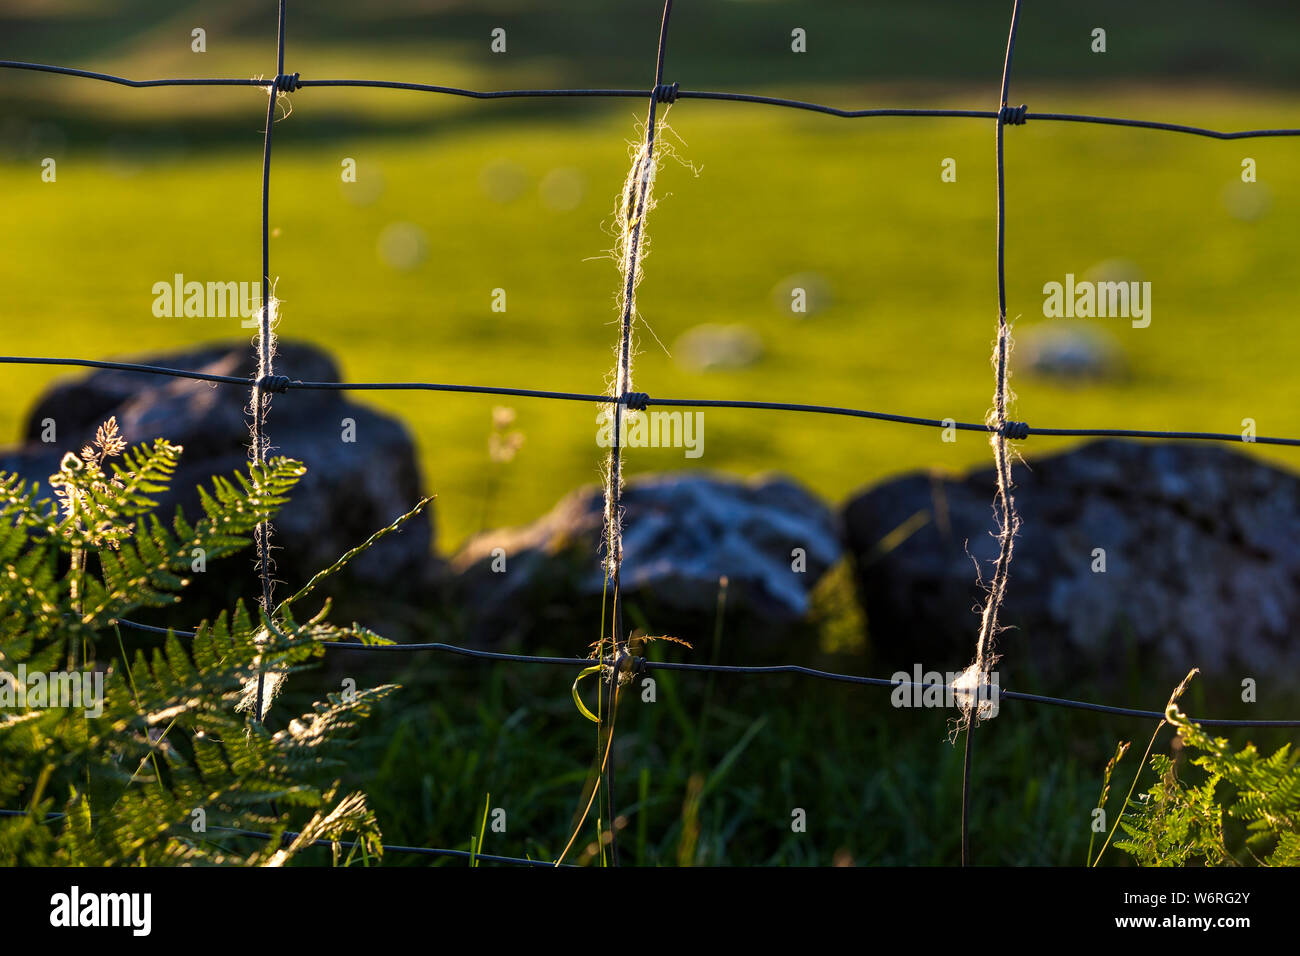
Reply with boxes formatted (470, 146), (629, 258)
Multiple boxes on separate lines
(3, 0), (1299, 866)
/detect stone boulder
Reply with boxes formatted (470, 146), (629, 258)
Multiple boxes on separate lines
(1018, 321), (1127, 384)
(0, 341), (434, 625)
(842, 440), (1300, 683)
(451, 472), (840, 655)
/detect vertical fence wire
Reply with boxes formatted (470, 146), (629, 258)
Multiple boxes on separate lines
(599, 0), (677, 867)
(249, 0), (291, 723)
(962, 0), (1024, 867)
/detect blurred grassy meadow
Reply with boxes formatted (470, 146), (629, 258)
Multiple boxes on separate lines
(4, 1), (1300, 864)
(5, 0), (1300, 552)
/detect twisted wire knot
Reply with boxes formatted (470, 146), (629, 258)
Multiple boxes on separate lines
(654, 82), (679, 104)
(1001, 420), (1030, 440)
(611, 649), (647, 681)
(274, 73), (301, 93)
(622, 391), (651, 411)
(256, 374), (292, 394)
(999, 103), (1028, 126)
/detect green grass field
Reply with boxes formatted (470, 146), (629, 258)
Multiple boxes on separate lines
(5, 83), (1300, 550)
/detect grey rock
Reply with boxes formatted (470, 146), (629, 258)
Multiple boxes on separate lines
(770, 272), (832, 317)
(1018, 321), (1127, 383)
(452, 472), (840, 652)
(0, 341), (434, 619)
(842, 440), (1300, 683)
(1222, 180), (1272, 222)
(673, 323), (763, 372)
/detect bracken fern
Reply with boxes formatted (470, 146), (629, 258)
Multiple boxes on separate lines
(1113, 693), (1300, 867)
(0, 421), (427, 865)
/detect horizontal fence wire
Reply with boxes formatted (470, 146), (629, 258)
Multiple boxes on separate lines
(4, 0), (1299, 868)
(0, 810), (563, 867)
(110, 618), (1300, 729)
(3, 355), (1300, 446)
(4, 58), (1300, 139)
(205, 825), (567, 867)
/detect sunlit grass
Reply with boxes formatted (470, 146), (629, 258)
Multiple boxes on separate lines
(3, 85), (1299, 552)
